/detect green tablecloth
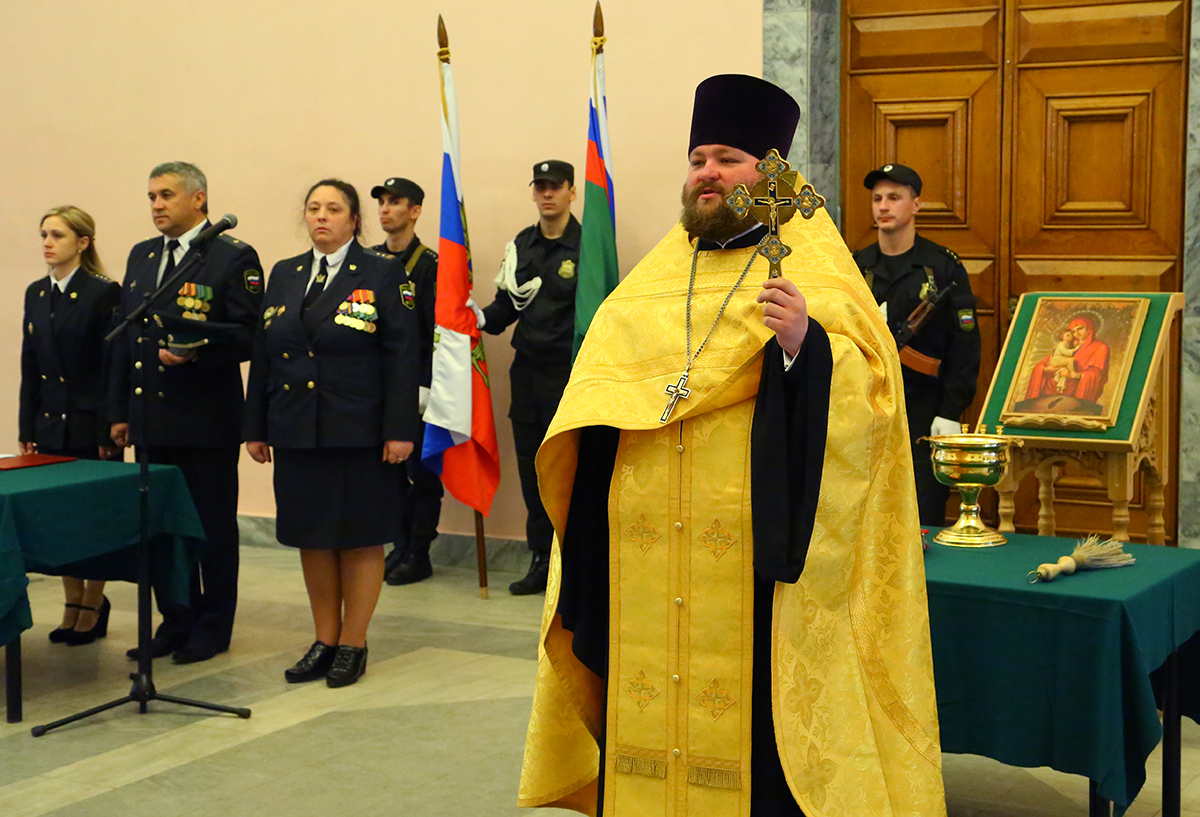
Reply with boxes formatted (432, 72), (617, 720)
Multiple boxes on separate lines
(925, 532), (1200, 812)
(0, 460), (205, 646)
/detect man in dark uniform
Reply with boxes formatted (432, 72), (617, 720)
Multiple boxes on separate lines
(473, 160), (579, 595)
(852, 163), (981, 525)
(109, 161), (264, 664)
(369, 177), (443, 586)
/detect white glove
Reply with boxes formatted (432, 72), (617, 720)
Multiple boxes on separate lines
(930, 416), (962, 437)
(418, 386), (430, 414)
(466, 297), (485, 329)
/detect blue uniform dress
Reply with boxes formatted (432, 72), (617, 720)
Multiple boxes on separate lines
(244, 242), (421, 549)
(20, 269), (121, 458)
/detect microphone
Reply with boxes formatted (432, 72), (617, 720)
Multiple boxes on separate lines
(192, 214), (238, 246)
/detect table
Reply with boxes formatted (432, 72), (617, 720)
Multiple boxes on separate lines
(1, 460), (204, 721)
(925, 532), (1200, 816)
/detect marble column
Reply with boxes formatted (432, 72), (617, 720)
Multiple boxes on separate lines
(763, 0), (842, 229)
(1177, 0), (1200, 548)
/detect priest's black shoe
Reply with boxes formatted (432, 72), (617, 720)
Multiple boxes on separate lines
(509, 552), (549, 596)
(325, 645), (368, 688)
(385, 553), (432, 586)
(125, 636), (180, 661)
(284, 641), (337, 683)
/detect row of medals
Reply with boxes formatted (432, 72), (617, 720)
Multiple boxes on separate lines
(335, 300), (377, 333)
(177, 283), (213, 321)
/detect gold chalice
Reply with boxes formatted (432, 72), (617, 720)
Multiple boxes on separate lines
(925, 434), (1022, 547)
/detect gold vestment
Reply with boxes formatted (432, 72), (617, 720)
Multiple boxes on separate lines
(519, 202), (946, 817)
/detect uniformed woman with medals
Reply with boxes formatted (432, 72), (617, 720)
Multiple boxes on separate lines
(244, 180), (419, 687)
(18, 206), (121, 645)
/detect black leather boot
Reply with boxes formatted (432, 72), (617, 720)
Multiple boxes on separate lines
(509, 552), (549, 596)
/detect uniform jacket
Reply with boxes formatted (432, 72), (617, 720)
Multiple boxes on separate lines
(108, 229), (263, 447)
(853, 234), (981, 432)
(243, 242), (420, 449)
(481, 215), (580, 366)
(19, 270), (121, 450)
(372, 236), (437, 388)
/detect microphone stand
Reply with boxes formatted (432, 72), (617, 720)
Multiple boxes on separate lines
(31, 238), (252, 736)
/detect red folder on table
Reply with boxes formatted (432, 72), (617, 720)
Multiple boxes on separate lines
(0, 454), (77, 470)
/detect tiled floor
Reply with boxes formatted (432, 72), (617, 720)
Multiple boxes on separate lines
(3, 544), (1198, 816)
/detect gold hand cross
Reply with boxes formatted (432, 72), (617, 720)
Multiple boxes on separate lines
(724, 149), (827, 278)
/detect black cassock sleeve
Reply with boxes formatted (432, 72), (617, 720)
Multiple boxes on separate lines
(557, 321), (833, 680)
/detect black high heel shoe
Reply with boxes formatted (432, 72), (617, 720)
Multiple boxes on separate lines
(62, 597), (110, 646)
(48, 603), (87, 643)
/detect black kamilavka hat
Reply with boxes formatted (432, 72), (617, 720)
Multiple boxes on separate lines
(688, 74), (801, 160)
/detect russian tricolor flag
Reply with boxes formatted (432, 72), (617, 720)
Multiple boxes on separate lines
(421, 52), (500, 516)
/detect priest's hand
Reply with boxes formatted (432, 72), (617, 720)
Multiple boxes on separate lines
(757, 278), (808, 357)
(246, 441), (272, 464)
(383, 440), (414, 465)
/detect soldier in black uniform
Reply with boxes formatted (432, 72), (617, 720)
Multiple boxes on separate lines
(109, 161), (264, 664)
(369, 177), (443, 586)
(852, 164), (981, 525)
(473, 160), (579, 595)
(244, 179), (419, 687)
(20, 205), (121, 646)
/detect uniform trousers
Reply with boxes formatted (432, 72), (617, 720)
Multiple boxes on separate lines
(398, 421), (443, 558)
(509, 354), (571, 556)
(143, 445), (240, 651)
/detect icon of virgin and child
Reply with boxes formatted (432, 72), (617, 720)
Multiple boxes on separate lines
(1015, 314), (1110, 415)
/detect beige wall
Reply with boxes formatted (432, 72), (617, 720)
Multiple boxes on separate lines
(0, 0), (762, 540)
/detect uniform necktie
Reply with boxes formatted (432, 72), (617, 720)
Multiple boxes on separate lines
(50, 283), (61, 313)
(303, 256), (328, 313)
(160, 238), (181, 285)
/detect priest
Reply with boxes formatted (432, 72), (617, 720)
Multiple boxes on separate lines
(518, 74), (945, 817)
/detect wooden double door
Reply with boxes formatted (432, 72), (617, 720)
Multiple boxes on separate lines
(841, 0), (1189, 542)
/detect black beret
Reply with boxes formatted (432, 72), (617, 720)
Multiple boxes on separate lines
(688, 74), (801, 160)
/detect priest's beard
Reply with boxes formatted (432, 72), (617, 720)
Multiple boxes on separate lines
(680, 178), (761, 242)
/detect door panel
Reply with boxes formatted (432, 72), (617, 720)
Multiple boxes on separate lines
(842, 0), (1187, 542)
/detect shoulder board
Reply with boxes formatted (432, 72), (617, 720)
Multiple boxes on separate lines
(87, 270), (114, 282)
(364, 247), (396, 260)
(216, 234), (244, 246)
(938, 244), (960, 263)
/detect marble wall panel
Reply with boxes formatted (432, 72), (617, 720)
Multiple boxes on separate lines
(1177, 0), (1200, 548)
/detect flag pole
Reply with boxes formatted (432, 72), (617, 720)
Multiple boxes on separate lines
(438, 15), (489, 599)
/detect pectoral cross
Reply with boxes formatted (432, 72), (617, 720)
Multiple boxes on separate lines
(724, 149), (827, 278)
(661, 372), (692, 423)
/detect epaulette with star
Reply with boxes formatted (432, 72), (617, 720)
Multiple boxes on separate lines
(938, 244), (960, 263)
(88, 269), (114, 282)
(217, 234), (243, 246)
(365, 247), (396, 260)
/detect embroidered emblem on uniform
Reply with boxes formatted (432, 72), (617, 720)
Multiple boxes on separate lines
(244, 269), (263, 294)
(958, 309), (976, 331)
(558, 259), (576, 279)
(625, 670), (661, 711)
(399, 282), (416, 309)
(624, 514), (661, 554)
(699, 519), (736, 561)
(696, 678), (736, 720)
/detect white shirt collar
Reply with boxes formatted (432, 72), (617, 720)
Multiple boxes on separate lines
(49, 267), (79, 292)
(310, 239), (354, 288)
(167, 219), (207, 255)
